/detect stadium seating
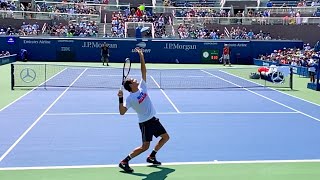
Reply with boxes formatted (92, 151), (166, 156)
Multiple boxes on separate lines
(172, 0), (220, 7)
(0, 0), (319, 44)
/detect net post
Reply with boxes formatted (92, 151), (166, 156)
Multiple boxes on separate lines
(290, 66), (293, 90)
(10, 63), (14, 90)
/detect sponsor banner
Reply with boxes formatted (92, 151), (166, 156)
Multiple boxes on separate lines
(0, 37), (304, 64)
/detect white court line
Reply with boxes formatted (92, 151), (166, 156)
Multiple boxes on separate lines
(88, 74), (208, 78)
(221, 70), (320, 107)
(201, 70), (320, 122)
(0, 68), (88, 163)
(150, 75), (180, 113)
(88, 74), (140, 77)
(1, 159), (320, 171)
(0, 68), (67, 112)
(45, 111), (299, 116)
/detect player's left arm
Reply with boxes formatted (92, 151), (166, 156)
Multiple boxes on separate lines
(118, 90), (128, 115)
(136, 48), (146, 82)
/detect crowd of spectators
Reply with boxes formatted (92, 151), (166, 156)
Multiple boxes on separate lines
(257, 43), (319, 83)
(108, 8), (171, 38)
(258, 43), (319, 67)
(37, 2), (99, 15)
(177, 25), (273, 40)
(265, 0), (314, 7)
(169, 0), (215, 7)
(46, 21), (98, 37)
(0, 22), (41, 36)
(0, 0), (17, 11)
(174, 7), (230, 17)
(0, 20), (97, 37)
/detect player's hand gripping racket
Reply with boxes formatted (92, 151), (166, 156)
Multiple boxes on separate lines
(120, 58), (131, 90)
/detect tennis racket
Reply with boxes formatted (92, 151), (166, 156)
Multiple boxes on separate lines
(120, 58), (131, 90)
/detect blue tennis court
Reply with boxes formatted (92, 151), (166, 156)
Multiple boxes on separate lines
(1, 66), (320, 169)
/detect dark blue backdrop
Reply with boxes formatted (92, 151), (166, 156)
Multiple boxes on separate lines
(0, 37), (303, 64)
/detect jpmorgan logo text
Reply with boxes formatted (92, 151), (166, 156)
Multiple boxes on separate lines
(164, 43), (197, 51)
(82, 42), (118, 48)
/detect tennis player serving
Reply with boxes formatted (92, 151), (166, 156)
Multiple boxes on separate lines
(117, 48), (170, 173)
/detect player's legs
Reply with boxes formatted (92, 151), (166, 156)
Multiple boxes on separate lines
(147, 132), (169, 165)
(101, 56), (106, 65)
(226, 55), (231, 66)
(154, 133), (169, 152)
(119, 141), (150, 173)
(130, 141), (150, 158)
(119, 121), (153, 173)
(106, 56), (109, 66)
(146, 118), (169, 165)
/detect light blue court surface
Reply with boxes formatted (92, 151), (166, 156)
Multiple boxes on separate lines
(1, 68), (320, 168)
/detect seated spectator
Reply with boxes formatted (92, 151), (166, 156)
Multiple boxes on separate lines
(163, 0), (170, 6)
(0, 51), (10, 56)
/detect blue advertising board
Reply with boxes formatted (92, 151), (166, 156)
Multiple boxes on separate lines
(0, 54), (17, 66)
(0, 37), (304, 64)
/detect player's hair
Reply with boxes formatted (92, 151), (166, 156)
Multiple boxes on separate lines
(123, 80), (132, 92)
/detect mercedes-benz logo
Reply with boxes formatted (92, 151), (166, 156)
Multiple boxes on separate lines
(20, 68), (36, 83)
(271, 71), (285, 84)
(203, 51), (209, 58)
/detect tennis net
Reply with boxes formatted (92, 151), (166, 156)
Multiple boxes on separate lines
(11, 63), (293, 90)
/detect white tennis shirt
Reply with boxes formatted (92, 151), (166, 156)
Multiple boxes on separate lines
(125, 79), (156, 123)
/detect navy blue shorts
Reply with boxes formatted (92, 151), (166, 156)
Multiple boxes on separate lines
(139, 117), (167, 142)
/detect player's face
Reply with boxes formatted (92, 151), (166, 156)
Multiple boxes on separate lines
(128, 78), (139, 89)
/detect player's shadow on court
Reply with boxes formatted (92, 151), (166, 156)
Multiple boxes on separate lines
(121, 166), (175, 180)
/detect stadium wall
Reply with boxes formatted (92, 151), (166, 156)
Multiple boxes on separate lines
(0, 54), (17, 66)
(0, 37), (303, 64)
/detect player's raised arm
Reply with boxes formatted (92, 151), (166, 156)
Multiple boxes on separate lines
(118, 89), (128, 115)
(136, 48), (146, 82)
